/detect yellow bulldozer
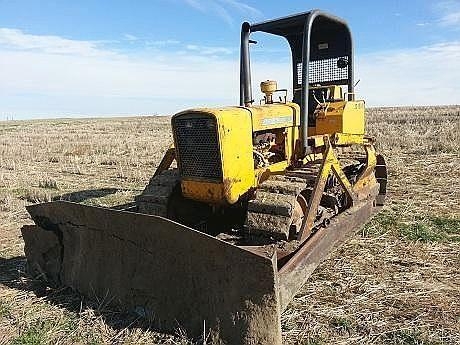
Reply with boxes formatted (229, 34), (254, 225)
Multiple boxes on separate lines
(22, 10), (387, 345)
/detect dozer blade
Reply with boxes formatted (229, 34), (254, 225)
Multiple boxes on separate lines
(22, 201), (282, 344)
(22, 193), (379, 344)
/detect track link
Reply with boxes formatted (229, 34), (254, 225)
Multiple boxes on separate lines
(245, 162), (347, 241)
(135, 169), (180, 217)
(244, 172), (313, 240)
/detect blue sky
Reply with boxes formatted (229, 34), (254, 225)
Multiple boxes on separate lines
(0, 0), (459, 119)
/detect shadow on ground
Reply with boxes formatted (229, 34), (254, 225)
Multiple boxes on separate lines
(52, 188), (120, 203)
(0, 255), (182, 339)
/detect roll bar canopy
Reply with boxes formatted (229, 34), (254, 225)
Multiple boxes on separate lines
(239, 10), (354, 152)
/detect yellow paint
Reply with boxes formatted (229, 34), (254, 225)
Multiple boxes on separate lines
(315, 100), (365, 135)
(246, 102), (301, 165)
(332, 133), (367, 146)
(218, 108), (255, 204)
(167, 85), (375, 208)
(302, 152), (323, 164)
(250, 102), (300, 131)
(153, 146), (175, 177)
(354, 145), (377, 193)
(173, 103), (303, 205)
(181, 179), (224, 204)
(310, 85), (344, 100)
(300, 136), (357, 241)
(309, 133), (370, 148)
(254, 160), (289, 185)
(308, 135), (326, 147)
(175, 107), (254, 205)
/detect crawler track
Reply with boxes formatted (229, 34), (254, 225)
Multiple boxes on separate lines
(244, 160), (355, 241)
(135, 169), (180, 217)
(136, 159), (363, 243)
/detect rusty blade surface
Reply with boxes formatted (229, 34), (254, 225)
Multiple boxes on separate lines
(23, 201), (282, 345)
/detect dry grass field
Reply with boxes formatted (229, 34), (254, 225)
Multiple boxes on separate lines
(0, 105), (459, 345)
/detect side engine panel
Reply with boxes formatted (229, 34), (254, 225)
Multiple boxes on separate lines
(172, 108), (254, 205)
(249, 103), (301, 170)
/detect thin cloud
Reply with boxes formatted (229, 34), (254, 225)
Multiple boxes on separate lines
(179, 0), (262, 26)
(416, 22), (431, 27)
(0, 29), (459, 118)
(0, 28), (115, 57)
(123, 33), (139, 41)
(183, 0), (206, 12)
(217, 0), (262, 17)
(440, 11), (460, 26)
(357, 41), (460, 106)
(146, 39), (181, 46)
(414, 2), (460, 29)
(186, 44), (233, 55)
(212, 4), (234, 26)
(436, 1), (460, 27)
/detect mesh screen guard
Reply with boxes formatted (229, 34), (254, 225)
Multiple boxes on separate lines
(173, 114), (223, 181)
(297, 57), (349, 86)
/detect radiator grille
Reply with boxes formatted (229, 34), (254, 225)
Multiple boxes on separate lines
(297, 56), (349, 85)
(173, 114), (222, 181)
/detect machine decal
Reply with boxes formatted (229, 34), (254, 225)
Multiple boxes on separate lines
(261, 115), (293, 126)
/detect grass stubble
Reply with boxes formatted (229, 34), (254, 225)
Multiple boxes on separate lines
(0, 106), (459, 344)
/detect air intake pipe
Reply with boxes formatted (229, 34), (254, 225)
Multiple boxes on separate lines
(240, 22), (252, 107)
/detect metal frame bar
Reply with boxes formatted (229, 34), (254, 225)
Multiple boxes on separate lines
(240, 22), (252, 106)
(153, 146), (176, 177)
(298, 136), (357, 242)
(239, 10), (354, 154)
